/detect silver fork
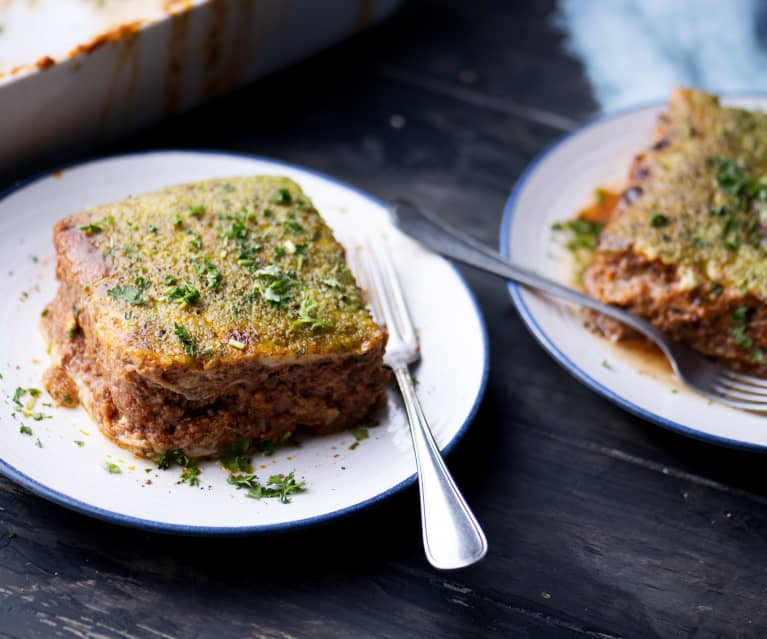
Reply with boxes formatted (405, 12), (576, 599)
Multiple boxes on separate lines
(390, 199), (767, 413)
(352, 237), (488, 570)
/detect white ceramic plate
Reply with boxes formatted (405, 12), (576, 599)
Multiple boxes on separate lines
(501, 95), (767, 452)
(0, 150), (488, 534)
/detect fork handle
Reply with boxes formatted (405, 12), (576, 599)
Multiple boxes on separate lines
(393, 366), (488, 570)
(390, 199), (673, 358)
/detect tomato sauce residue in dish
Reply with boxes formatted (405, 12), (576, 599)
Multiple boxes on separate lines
(67, 21), (143, 59)
(35, 56), (56, 70)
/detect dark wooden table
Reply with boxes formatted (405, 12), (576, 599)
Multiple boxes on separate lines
(3, 2), (766, 638)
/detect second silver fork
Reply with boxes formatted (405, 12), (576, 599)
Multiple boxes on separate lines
(389, 199), (767, 413)
(353, 237), (488, 570)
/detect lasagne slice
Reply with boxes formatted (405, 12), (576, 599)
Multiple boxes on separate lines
(585, 88), (767, 372)
(43, 176), (388, 458)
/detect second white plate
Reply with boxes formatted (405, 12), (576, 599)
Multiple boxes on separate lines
(501, 95), (767, 451)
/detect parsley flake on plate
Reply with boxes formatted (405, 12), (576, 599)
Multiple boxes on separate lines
(155, 449), (201, 486)
(220, 438), (252, 473)
(227, 471), (305, 503)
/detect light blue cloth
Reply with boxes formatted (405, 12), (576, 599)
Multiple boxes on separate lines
(556, 0), (767, 112)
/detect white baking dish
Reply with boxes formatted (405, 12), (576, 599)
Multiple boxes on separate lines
(0, 0), (403, 173)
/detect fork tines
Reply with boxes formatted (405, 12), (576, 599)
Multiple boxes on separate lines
(349, 236), (419, 364)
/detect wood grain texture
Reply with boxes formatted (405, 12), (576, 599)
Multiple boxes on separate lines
(2, 1), (766, 638)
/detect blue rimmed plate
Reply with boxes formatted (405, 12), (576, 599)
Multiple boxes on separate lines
(501, 96), (767, 451)
(0, 150), (488, 533)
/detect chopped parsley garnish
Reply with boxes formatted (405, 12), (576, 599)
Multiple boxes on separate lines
(108, 277), (149, 306)
(62, 393), (74, 405)
(74, 440), (84, 447)
(156, 449), (190, 469)
(174, 323), (196, 357)
(121, 242), (138, 256)
(731, 306), (753, 348)
(227, 471), (305, 503)
(351, 427), (369, 442)
(294, 291), (329, 330)
(222, 182), (235, 192)
(35, 438), (42, 448)
(273, 246), (286, 259)
(221, 438), (252, 473)
(272, 188), (292, 205)
(321, 276), (343, 289)
(180, 466), (201, 486)
(730, 306), (764, 362)
(188, 233), (203, 250)
(284, 220), (305, 234)
(166, 281), (201, 307)
(79, 223), (103, 235)
(188, 204), (206, 218)
(707, 156), (761, 197)
(104, 462), (122, 474)
(19, 424), (32, 435)
(222, 216), (249, 240)
(155, 448), (201, 486)
(649, 212), (669, 227)
(258, 440), (275, 456)
(551, 219), (604, 251)
(252, 265), (295, 305)
(295, 243), (307, 269)
(237, 243), (262, 266)
(13, 387), (41, 409)
(148, 224), (158, 233)
(174, 213), (184, 227)
(702, 156), (767, 253)
(193, 257), (222, 290)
